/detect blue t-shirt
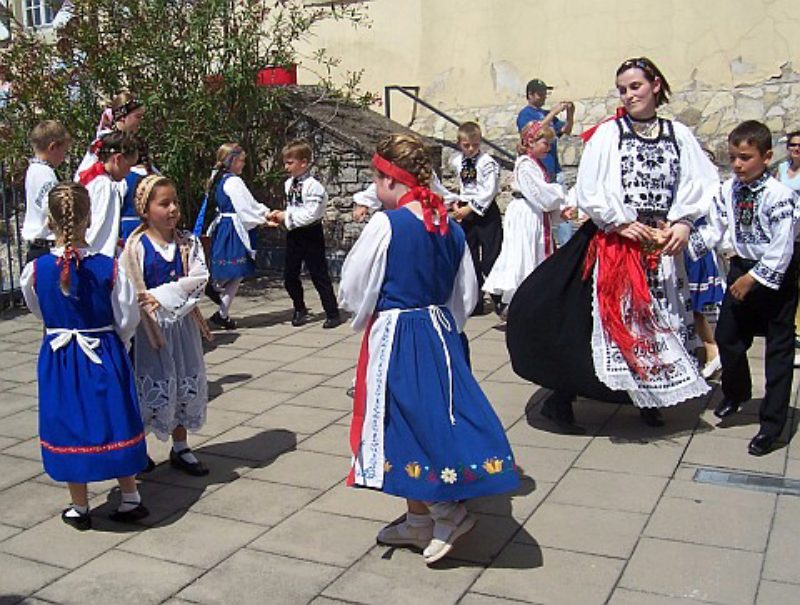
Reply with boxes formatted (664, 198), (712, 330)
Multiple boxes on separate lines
(516, 105), (564, 178)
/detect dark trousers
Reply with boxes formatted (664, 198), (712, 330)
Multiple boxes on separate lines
(715, 253), (800, 438)
(284, 223), (339, 318)
(461, 202), (503, 308)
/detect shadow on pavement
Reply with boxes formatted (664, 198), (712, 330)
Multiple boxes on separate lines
(207, 373), (253, 399)
(88, 428), (297, 533)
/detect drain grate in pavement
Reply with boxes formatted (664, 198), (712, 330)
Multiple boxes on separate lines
(693, 468), (800, 496)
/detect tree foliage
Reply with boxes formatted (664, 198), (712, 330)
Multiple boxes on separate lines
(0, 0), (372, 215)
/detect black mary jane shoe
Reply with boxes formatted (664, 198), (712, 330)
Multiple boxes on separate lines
(322, 315), (343, 329)
(639, 407), (664, 427)
(109, 504), (150, 523)
(540, 405), (587, 435)
(291, 308), (310, 327)
(748, 433), (777, 457)
(713, 398), (741, 419)
(61, 507), (92, 531)
(210, 311), (237, 330)
(170, 448), (210, 476)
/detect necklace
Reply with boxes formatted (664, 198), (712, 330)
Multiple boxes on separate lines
(630, 115), (659, 139)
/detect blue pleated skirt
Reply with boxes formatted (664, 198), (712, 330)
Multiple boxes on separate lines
(685, 251), (724, 314)
(210, 218), (256, 281)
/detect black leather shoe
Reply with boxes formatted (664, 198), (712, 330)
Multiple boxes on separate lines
(540, 405), (587, 435)
(210, 311), (237, 330)
(291, 308), (310, 327)
(205, 282), (222, 305)
(61, 507), (92, 531)
(170, 448), (210, 476)
(640, 408), (664, 427)
(346, 386), (356, 398)
(323, 315), (343, 329)
(109, 504), (150, 523)
(713, 398), (741, 419)
(748, 433), (777, 457)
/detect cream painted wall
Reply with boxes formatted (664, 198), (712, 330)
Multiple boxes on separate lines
(300, 0), (799, 113)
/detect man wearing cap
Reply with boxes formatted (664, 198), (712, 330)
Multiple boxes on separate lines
(516, 78), (575, 182)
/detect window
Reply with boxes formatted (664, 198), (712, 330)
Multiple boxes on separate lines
(24, 0), (54, 28)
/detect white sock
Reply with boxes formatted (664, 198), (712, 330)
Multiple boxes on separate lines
(406, 512), (432, 527)
(173, 441), (198, 464)
(117, 490), (141, 513)
(65, 504), (89, 517)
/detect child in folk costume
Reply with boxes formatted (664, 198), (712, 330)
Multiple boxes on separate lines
(507, 57), (720, 431)
(340, 134), (519, 566)
(121, 175), (213, 474)
(268, 140), (342, 329)
(78, 131), (139, 257)
(75, 92), (145, 178)
(483, 121), (564, 315)
(21, 183), (149, 531)
(694, 121), (800, 456)
(203, 143), (270, 330)
(119, 135), (156, 243)
(23, 120), (72, 263)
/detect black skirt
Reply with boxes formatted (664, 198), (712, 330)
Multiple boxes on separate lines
(506, 221), (631, 404)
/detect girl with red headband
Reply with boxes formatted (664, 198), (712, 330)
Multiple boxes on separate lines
(339, 133), (519, 565)
(483, 120), (564, 318)
(21, 183), (149, 531)
(507, 57), (720, 431)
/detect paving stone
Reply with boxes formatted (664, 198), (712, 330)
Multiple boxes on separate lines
(0, 514), (130, 569)
(520, 502), (648, 559)
(471, 542), (623, 605)
(608, 588), (693, 604)
(0, 362), (37, 383)
(511, 445), (580, 483)
(193, 407), (254, 437)
(468, 476), (552, 523)
(4, 382), (38, 398)
(444, 512), (522, 565)
(249, 509), (382, 567)
(0, 410), (38, 440)
(619, 537), (761, 604)
(178, 548), (340, 604)
(683, 432), (786, 475)
(756, 580), (800, 604)
(196, 425), (298, 463)
(2, 330), (43, 345)
(505, 420), (594, 451)
(140, 452), (257, 493)
(90, 482), (205, 528)
(309, 484), (406, 522)
(468, 353), (509, 375)
(548, 468), (668, 514)
(763, 495), (800, 584)
(645, 479), (775, 552)
(206, 357), (278, 382)
(246, 369), (328, 393)
(35, 549), (201, 605)
(246, 403), (346, 435)
(209, 386), (293, 413)
(0, 435), (21, 450)
(286, 385), (353, 411)
(245, 449), (348, 489)
(202, 344), (245, 366)
(314, 341), (362, 360)
(272, 330), (347, 349)
(1, 436), (41, 462)
(193, 478), (319, 526)
(0, 552), (66, 601)
(0, 522), (21, 542)
(459, 594), (535, 605)
(323, 546), (482, 604)
(697, 408), (764, 440)
(0, 351), (37, 370)
(484, 363), (532, 385)
(285, 355), (357, 377)
(322, 369), (358, 389)
(0, 454), (42, 490)
(244, 343), (317, 363)
(215, 332), (292, 351)
(574, 437), (686, 477)
(297, 423), (352, 458)
(119, 511), (265, 569)
(0, 480), (67, 528)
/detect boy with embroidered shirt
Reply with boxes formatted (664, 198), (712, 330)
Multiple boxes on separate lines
(445, 122), (502, 315)
(269, 140), (341, 328)
(23, 120), (72, 263)
(691, 120), (800, 456)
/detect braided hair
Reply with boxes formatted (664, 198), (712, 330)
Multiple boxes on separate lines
(47, 183), (91, 296)
(202, 143), (243, 233)
(615, 57), (672, 107)
(375, 134), (432, 186)
(95, 130), (139, 161)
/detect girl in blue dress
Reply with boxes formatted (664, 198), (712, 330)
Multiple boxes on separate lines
(122, 175), (212, 476)
(202, 143), (270, 329)
(340, 133), (519, 566)
(21, 182), (149, 531)
(119, 136), (156, 243)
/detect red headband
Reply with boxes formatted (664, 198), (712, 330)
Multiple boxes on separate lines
(371, 154), (419, 188)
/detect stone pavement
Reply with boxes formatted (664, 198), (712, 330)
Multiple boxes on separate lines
(1, 283), (799, 605)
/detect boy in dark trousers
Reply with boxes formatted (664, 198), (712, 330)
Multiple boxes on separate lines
(691, 120), (799, 455)
(269, 140), (341, 328)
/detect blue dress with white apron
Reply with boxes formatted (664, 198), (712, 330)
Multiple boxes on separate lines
(32, 253), (148, 482)
(684, 216), (724, 316)
(208, 173), (256, 281)
(349, 208), (519, 501)
(119, 170), (144, 241)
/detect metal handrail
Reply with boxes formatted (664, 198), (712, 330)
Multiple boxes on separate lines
(384, 85), (515, 161)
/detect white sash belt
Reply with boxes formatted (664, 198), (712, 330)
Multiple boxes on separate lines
(46, 326), (114, 365)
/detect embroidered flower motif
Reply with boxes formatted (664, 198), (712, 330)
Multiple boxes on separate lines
(462, 468), (477, 483)
(483, 457), (504, 474)
(440, 468), (457, 484)
(384, 460), (392, 473)
(426, 470), (438, 483)
(405, 462), (421, 479)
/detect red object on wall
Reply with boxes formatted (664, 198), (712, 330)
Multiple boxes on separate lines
(256, 65), (297, 86)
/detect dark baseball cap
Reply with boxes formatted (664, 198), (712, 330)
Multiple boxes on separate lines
(526, 79), (553, 95)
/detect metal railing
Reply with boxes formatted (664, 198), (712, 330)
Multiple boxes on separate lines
(0, 163), (24, 310)
(384, 85), (516, 162)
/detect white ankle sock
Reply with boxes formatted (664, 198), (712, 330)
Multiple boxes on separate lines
(65, 504), (88, 517)
(173, 441), (198, 464)
(118, 490), (141, 513)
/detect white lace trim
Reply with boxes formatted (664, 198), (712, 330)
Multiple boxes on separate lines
(136, 373), (208, 441)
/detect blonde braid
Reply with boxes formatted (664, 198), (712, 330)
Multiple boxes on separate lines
(46, 183), (90, 296)
(376, 134), (432, 186)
